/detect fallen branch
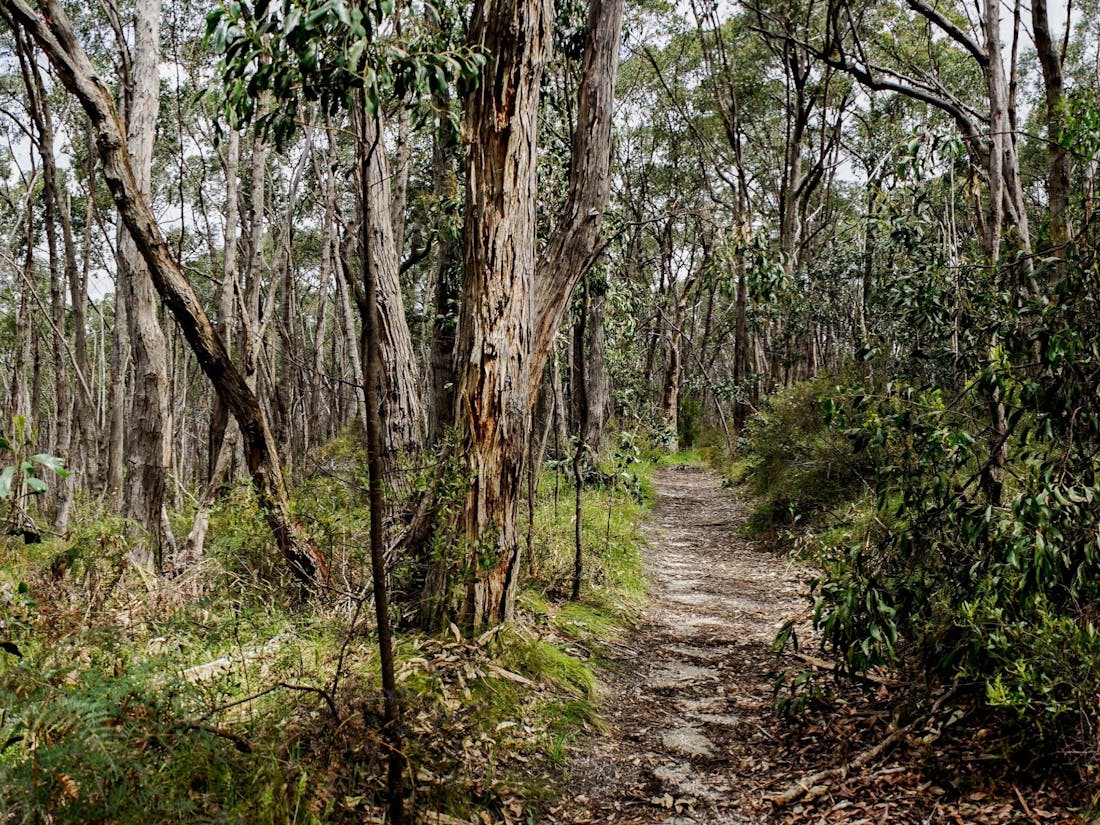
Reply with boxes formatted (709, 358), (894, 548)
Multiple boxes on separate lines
(1013, 785), (1041, 824)
(770, 686), (958, 808)
(791, 652), (899, 687)
(178, 722), (253, 753)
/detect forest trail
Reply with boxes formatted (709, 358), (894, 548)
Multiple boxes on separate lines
(556, 464), (813, 824)
(551, 465), (1089, 825)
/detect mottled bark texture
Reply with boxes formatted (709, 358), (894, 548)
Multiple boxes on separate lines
(435, 0), (624, 631)
(119, 0), (177, 565)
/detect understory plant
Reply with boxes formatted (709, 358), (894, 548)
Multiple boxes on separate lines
(803, 231), (1100, 764)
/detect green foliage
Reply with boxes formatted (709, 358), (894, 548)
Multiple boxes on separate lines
(677, 394), (703, 449)
(0, 426), (655, 823)
(498, 633), (596, 700)
(979, 609), (1100, 742)
(0, 416), (68, 537)
(43, 511), (131, 615)
(207, 0), (485, 147)
(0, 579), (33, 661)
(738, 376), (867, 535)
(789, 178), (1100, 762)
(206, 482), (286, 586)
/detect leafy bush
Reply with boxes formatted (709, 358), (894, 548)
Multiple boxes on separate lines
(804, 253), (1100, 762)
(738, 376), (869, 534)
(753, 252), (1100, 766)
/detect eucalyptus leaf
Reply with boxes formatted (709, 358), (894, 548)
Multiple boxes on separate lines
(29, 454), (68, 477)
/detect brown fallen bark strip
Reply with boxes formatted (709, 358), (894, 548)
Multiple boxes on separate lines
(770, 686), (958, 808)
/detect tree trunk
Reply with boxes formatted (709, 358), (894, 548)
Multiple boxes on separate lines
(660, 321), (683, 451)
(208, 128), (240, 482)
(733, 263), (750, 431)
(336, 234), (370, 429)
(309, 140), (336, 449)
(16, 31), (85, 529)
(979, 0), (1023, 507)
(272, 142), (311, 456)
(351, 106), (423, 455)
(390, 102), (412, 256)
(357, 89), (407, 825)
(436, 0), (623, 632)
(241, 132), (266, 395)
(119, 0), (176, 565)
(451, 0), (548, 630)
(571, 274), (590, 601)
(10, 203), (34, 428)
(9, 0), (328, 588)
(1031, 0), (1070, 276)
(105, 244), (130, 503)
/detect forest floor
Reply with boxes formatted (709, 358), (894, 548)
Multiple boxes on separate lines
(547, 464), (1091, 825)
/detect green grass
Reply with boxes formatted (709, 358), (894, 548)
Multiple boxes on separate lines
(0, 446), (659, 824)
(658, 447), (707, 466)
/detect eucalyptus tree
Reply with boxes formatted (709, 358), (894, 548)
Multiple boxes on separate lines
(432, 0), (624, 630)
(209, 1), (449, 461)
(1031, 0), (1070, 270)
(609, 0), (860, 448)
(607, 23), (728, 445)
(116, 0), (177, 562)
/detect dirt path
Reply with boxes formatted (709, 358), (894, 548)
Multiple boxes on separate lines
(550, 464), (1089, 825)
(556, 464), (813, 824)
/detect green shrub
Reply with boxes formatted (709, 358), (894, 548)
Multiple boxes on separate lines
(739, 376), (869, 534)
(804, 363), (1100, 765)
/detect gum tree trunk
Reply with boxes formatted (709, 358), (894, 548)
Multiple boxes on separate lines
(443, 0), (624, 631)
(1031, 0), (1070, 274)
(348, 106), (423, 455)
(120, 0), (176, 563)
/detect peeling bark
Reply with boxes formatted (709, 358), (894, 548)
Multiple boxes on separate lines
(436, 0), (624, 631)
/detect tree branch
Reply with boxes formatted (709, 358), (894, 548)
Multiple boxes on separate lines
(530, 0), (625, 388)
(905, 0), (989, 67)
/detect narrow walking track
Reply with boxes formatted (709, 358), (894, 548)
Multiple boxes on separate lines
(556, 464), (814, 824)
(551, 465), (1089, 825)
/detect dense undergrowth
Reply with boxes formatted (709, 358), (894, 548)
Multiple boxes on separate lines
(0, 432), (655, 823)
(735, 368), (1100, 788)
